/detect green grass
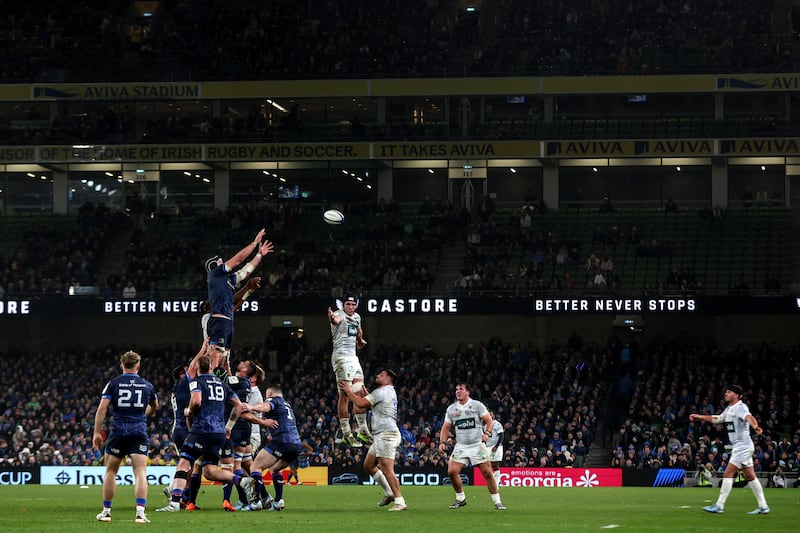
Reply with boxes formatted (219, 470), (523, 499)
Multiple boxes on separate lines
(0, 485), (797, 532)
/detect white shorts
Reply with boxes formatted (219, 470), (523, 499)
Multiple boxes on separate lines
(489, 444), (504, 463)
(449, 442), (490, 466)
(369, 431), (401, 459)
(250, 428), (261, 451)
(332, 354), (364, 390)
(729, 446), (754, 469)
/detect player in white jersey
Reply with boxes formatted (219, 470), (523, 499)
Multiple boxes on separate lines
(327, 293), (371, 448)
(438, 383), (506, 510)
(249, 363), (266, 452)
(341, 369), (407, 511)
(690, 384), (770, 515)
(486, 411), (504, 485)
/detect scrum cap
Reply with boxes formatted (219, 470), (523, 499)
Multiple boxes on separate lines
(204, 255), (221, 273)
(726, 384), (744, 396)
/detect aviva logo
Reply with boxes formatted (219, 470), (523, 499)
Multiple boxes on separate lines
(32, 87), (80, 99)
(716, 77), (767, 90)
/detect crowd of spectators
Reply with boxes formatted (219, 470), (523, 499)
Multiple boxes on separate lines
(0, 0), (791, 84)
(603, 338), (800, 481)
(2, 334), (799, 481)
(0, 200), (789, 300)
(477, 0), (788, 76)
(0, 334), (605, 471)
(0, 203), (125, 295)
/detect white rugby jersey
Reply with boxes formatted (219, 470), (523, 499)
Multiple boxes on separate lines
(330, 310), (361, 355)
(445, 398), (489, 445)
(486, 419), (503, 448)
(720, 400), (754, 450)
(365, 385), (398, 434)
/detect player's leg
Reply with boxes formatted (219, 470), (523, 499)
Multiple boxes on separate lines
(267, 443), (299, 510)
(705, 461), (739, 512)
(157, 456), (193, 512)
(97, 450), (122, 521)
(380, 461), (406, 510)
(364, 450), (392, 504)
(447, 452), (468, 508)
(203, 461), (254, 507)
(219, 443), (236, 510)
(185, 460), (202, 509)
(334, 358), (361, 447)
(742, 465), (769, 514)
(246, 448), (276, 510)
(350, 362), (372, 444)
(475, 447), (505, 509)
(268, 459), (291, 508)
(130, 453), (150, 523)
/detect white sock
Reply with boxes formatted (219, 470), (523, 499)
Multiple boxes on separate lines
(136, 505), (145, 515)
(394, 496), (406, 506)
(355, 414), (368, 432)
(339, 417), (352, 435)
(717, 477), (733, 507)
(748, 479), (768, 508)
(372, 470), (392, 495)
(491, 492), (502, 505)
(455, 491), (466, 502)
(493, 470), (501, 485)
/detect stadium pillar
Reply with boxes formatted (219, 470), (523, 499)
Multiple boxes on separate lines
(377, 165), (393, 202)
(711, 159), (728, 208)
(377, 97), (386, 125)
(543, 96), (554, 122)
(214, 168), (230, 211)
(543, 165), (559, 210)
(714, 93), (724, 119)
(53, 170), (67, 214)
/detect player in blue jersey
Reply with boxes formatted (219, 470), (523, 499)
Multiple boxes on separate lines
(205, 229), (273, 362)
(93, 350), (159, 524)
(164, 353), (203, 510)
(241, 383), (303, 512)
(157, 349), (259, 512)
(220, 359), (275, 511)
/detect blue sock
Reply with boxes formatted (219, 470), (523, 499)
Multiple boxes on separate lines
(189, 474), (201, 503)
(251, 471), (267, 499)
(273, 471), (284, 501)
(234, 470), (247, 502)
(102, 500), (112, 511)
(135, 498), (146, 507)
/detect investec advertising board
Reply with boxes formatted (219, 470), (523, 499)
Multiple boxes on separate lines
(40, 466), (175, 486)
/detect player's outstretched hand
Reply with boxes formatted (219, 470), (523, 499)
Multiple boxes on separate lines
(254, 228), (266, 243)
(259, 240), (274, 256)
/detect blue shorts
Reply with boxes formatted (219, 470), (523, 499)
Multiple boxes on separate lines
(230, 424), (251, 448)
(181, 432), (227, 466)
(221, 439), (233, 460)
(172, 427), (188, 452)
(207, 317), (234, 349)
(105, 433), (149, 458)
(263, 442), (302, 465)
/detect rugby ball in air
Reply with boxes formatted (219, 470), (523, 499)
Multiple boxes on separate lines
(323, 209), (345, 225)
